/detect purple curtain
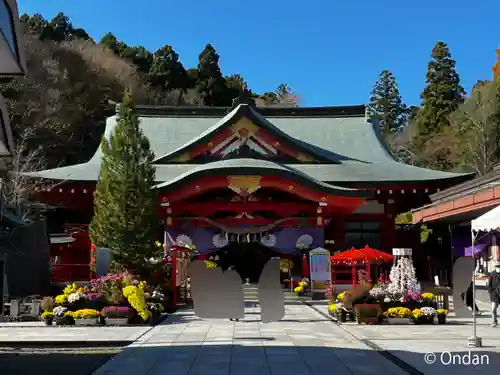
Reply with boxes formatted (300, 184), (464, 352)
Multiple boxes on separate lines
(165, 227), (324, 254)
(452, 226), (495, 256)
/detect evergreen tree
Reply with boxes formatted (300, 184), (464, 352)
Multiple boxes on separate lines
(196, 44), (227, 106)
(367, 70), (408, 134)
(89, 91), (159, 278)
(100, 32), (127, 56)
(414, 41), (465, 142)
(122, 46), (153, 74)
(148, 45), (187, 93)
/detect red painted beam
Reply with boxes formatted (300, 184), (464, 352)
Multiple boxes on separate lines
(160, 176), (367, 210)
(249, 136), (275, 155)
(212, 136), (238, 155)
(189, 127), (234, 158)
(254, 129), (302, 159)
(261, 176), (365, 208)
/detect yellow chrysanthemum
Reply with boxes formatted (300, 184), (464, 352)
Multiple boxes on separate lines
(421, 293), (435, 300)
(328, 304), (337, 313)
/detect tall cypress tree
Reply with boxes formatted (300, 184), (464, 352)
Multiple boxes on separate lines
(196, 44), (226, 106)
(367, 70), (408, 134)
(414, 41), (465, 142)
(148, 45), (187, 92)
(89, 90), (158, 277)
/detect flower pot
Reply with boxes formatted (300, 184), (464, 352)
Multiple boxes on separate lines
(75, 318), (98, 326)
(55, 316), (74, 326)
(354, 303), (382, 325)
(105, 317), (129, 326)
(337, 311), (347, 322)
(434, 315), (446, 325)
(44, 318), (53, 326)
(148, 312), (163, 325)
(387, 317), (411, 325)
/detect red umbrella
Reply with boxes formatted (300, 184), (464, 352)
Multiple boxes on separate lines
(329, 245), (393, 265)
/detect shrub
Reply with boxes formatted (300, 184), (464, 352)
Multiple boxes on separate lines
(100, 306), (135, 319)
(41, 296), (54, 312)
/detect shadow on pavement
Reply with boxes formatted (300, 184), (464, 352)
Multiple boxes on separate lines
(90, 343), (500, 375)
(0, 349), (118, 375)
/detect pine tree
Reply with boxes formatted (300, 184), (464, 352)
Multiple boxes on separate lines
(367, 70), (408, 134)
(89, 90), (159, 278)
(196, 44), (227, 106)
(414, 41), (465, 142)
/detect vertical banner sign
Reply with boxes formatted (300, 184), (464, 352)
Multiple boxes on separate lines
(309, 248), (331, 292)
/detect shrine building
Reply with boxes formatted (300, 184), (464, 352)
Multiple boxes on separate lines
(27, 102), (472, 283)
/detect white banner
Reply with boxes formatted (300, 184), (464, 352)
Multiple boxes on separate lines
(309, 247), (331, 292)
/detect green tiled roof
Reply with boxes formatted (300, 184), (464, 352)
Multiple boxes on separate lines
(23, 104), (473, 187)
(154, 159), (370, 197)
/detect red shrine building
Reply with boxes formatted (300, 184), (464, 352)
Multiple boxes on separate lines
(27, 102), (471, 284)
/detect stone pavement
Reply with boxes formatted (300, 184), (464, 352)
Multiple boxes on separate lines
(0, 324), (150, 344)
(93, 304), (408, 375)
(309, 301), (500, 374)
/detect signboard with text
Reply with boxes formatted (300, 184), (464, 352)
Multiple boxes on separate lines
(309, 248), (331, 292)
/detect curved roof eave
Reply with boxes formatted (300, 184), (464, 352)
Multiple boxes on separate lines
(152, 104), (335, 164)
(153, 158), (371, 198)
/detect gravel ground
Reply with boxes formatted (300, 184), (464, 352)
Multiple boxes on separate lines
(0, 347), (121, 375)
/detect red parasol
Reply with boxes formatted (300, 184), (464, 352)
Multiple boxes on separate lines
(329, 245), (393, 265)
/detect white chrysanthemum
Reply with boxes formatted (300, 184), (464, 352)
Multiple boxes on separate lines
(53, 306), (67, 317)
(68, 292), (86, 303)
(421, 307), (436, 316)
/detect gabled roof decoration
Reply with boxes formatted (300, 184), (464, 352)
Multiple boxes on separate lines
(153, 104), (334, 164)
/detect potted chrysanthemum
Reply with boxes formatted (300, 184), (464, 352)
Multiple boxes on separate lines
(41, 311), (53, 326)
(435, 309), (447, 324)
(385, 307), (412, 324)
(73, 309), (100, 325)
(53, 306), (74, 325)
(100, 306), (134, 325)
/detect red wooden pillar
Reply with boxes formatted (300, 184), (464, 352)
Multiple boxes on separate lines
(90, 243), (96, 280)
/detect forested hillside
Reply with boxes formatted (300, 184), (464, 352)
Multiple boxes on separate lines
(2, 12), (500, 177)
(1, 12), (297, 168)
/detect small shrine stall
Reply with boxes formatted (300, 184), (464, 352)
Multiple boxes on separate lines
(329, 245), (393, 287)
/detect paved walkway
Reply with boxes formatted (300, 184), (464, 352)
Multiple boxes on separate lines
(310, 301), (500, 374)
(0, 325), (150, 344)
(92, 304), (407, 375)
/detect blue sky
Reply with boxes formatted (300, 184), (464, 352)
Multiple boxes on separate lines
(18, 0), (499, 107)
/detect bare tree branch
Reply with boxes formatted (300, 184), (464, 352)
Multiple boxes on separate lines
(451, 81), (500, 175)
(0, 129), (65, 222)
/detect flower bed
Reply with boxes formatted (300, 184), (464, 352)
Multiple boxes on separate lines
(330, 276), (447, 325)
(39, 273), (169, 327)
